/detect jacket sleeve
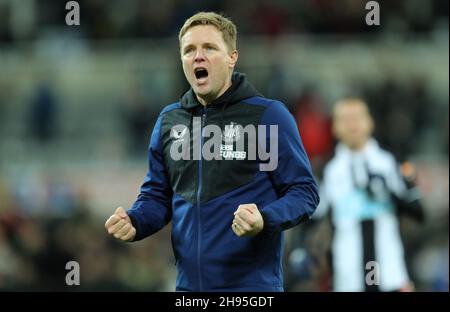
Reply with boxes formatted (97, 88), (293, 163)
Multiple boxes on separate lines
(386, 157), (425, 223)
(127, 113), (173, 241)
(259, 101), (320, 233)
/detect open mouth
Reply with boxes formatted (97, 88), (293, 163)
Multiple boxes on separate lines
(194, 67), (209, 80)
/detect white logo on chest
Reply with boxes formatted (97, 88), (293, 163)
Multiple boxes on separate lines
(222, 122), (241, 143)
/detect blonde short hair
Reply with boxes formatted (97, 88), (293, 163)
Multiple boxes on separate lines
(178, 12), (237, 52)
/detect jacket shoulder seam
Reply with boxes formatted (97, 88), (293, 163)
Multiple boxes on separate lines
(160, 102), (182, 116)
(242, 96), (282, 107)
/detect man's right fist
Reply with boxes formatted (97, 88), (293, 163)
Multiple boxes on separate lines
(105, 207), (136, 242)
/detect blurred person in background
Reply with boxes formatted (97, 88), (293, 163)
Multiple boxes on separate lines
(27, 80), (59, 144)
(121, 81), (153, 158)
(313, 98), (424, 292)
(105, 11), (319, 291)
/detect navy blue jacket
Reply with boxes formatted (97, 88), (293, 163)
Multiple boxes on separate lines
(127, 72), (319, 291)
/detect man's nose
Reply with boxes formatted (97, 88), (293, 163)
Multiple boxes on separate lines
(194, 49), (206, 62)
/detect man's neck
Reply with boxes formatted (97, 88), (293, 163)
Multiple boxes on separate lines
(347, 139), (370, 152)
(196, 95), (209, 107)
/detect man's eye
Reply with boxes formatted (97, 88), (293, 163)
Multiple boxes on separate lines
(184, 48), (193, 54)
(206, 46), (215, 51)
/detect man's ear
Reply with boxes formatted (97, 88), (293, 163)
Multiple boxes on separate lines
(229, 50), (238, 68)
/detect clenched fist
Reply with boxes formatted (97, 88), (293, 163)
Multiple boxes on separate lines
(232, 204), (264, 237)
(105, 207), (136, 242)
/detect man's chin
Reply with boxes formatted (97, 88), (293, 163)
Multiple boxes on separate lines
(193, 87), (212, 98)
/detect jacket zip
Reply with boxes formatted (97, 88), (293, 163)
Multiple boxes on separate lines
(196, 107), (207, 291)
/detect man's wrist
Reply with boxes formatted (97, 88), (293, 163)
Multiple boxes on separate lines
(259, 210), (272, 233)
(126, 212), (138, 242)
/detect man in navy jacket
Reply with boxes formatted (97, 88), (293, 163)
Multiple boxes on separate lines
(105, 12), (319, 291)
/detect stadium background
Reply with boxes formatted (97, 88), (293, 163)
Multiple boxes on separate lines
(0, 0), (448, 291)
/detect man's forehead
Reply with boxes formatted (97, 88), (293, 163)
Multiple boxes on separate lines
(335, 101), (369, 116)
(181, 25), (223, 45)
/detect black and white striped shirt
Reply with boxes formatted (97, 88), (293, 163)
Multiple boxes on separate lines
(315, 139), (413, 291)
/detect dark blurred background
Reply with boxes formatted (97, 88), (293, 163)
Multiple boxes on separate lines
(0, 0), (448, 291)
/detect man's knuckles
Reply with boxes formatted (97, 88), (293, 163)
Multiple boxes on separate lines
(114, 225), (133, 240)
(116, 223), (131, 236)
(238, 203), (255, 210)
(105, 215), (119, 228)
(236, 211), (255, 226)
(108, 219), (129, 234)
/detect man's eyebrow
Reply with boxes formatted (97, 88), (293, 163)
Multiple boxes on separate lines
(182, 42), (219, 52)
(203, 42), (219, 47)
(182, 44), (194, 52)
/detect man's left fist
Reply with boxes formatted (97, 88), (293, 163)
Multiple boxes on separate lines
(232, 203), (264, 237)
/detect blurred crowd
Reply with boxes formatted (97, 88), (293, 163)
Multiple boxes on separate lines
(0, 177), (176, 291)
(0, 0), (448, 291)
(0, 0), (449, 44)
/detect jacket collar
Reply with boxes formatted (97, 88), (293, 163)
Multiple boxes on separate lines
(180, 72), (261, 110)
